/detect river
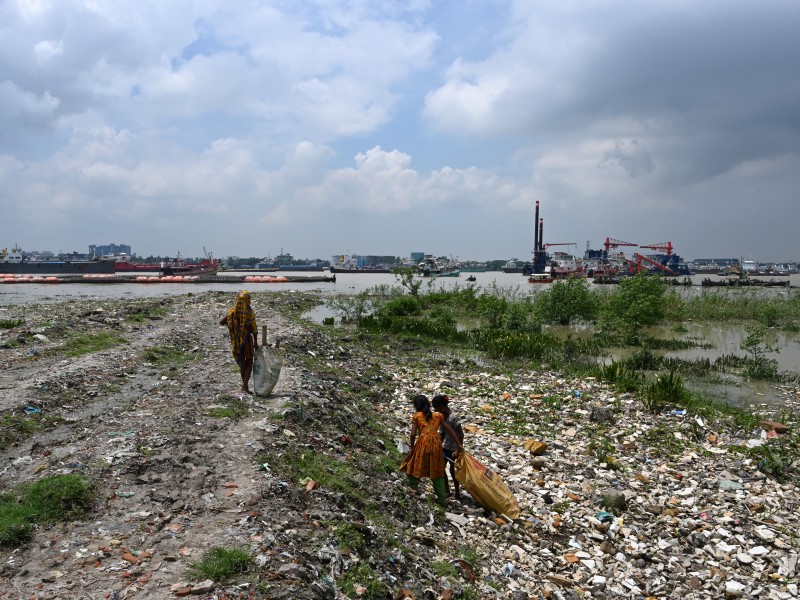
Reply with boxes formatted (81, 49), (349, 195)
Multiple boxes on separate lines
(3, 270), (800, 305)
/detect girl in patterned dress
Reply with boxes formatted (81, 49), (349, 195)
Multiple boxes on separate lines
(400, 395), (464, 506)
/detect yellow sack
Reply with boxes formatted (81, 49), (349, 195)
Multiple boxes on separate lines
(455, 452), (520, 519)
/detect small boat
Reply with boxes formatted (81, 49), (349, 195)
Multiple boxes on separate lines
(466, 275), (477, 282)
(528, 274), (554, 284)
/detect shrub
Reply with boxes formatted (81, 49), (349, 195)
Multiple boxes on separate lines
(600, 274), (668, 336)
(643, 370), (687, 413)
(380, 296), (421, 317)
(535, 277), (597, 325)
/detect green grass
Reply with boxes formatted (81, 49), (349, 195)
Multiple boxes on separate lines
(431, 560), (459, 578)
(0, 319), (24, 329)
(207, 396), (250, 419)
(0, 474), (95, 547)
(331, 520), (366, 553)
(124, 302), (171, 323)
(264, 448), (371, 510)
(187, 547), (254, 581)
(0, 414), (38, 451)
(141, 344), (199, 372)
(339, 563), (390, 599)
(0, 412), (64, 452)
(64, 332), (127, 357)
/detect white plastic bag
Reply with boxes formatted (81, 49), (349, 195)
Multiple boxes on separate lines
(253, 345), (284, 396)
(252, 325), (284, 396)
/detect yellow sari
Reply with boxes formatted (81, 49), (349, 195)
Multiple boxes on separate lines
(226, 290), (257, 364)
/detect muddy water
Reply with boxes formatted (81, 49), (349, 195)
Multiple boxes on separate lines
(304, 306), (800, 410)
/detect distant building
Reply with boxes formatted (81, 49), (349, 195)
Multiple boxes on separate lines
(410, 252), (425, 263)
(90, 243), (132, 257)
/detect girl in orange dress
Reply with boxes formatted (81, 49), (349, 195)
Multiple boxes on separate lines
(400, 395), (464, 505)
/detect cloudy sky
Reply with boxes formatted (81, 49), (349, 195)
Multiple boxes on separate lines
(2, 0), (799, 263)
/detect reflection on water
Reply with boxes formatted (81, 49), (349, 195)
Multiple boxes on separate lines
(605, 323), (800, 410)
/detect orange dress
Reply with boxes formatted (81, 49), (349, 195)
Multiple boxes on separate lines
(400, 411), (446, 479)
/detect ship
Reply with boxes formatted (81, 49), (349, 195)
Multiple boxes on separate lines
(501, 259), (532, 274)
(329, 254), (393, 273)
(160, 257), (219, 277)
(0, 245), (115, 275)
(418, 255), (460, 277)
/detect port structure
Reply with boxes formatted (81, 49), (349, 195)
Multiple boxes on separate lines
(639, 241), (673, 256)
(604, 237), (638, 252)
(627, 252), (678, 276)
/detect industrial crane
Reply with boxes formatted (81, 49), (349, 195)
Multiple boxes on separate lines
(630, 253), (677, 276)
(604, 237), (638, 252)
(639, 241), (673, 256)
(542, 243), (576, 250)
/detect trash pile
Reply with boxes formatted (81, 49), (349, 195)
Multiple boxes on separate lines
(1, 292), (799, 599)
(387, 367), (800, 599)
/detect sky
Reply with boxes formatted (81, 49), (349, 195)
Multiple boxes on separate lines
(1, 0), (799, 263)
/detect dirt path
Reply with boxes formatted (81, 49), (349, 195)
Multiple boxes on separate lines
(0, 292), (314, 599)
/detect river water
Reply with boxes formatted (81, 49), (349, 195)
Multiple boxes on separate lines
(3, 270), (798, 411)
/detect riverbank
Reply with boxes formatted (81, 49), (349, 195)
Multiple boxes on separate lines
(0, 290), (799, 599)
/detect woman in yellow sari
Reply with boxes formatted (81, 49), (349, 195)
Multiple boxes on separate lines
(219, 290), (259, 394)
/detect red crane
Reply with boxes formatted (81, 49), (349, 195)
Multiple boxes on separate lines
(632, 253), (677, 276)
(604, 237), (638, 252)
(639, 241), (673, 256)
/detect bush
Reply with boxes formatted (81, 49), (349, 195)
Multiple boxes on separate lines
(379, 296), (421, 317)
(535, 277), (597, 325)
(600, 274), (668, 336)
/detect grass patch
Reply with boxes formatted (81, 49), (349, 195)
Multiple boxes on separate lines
(64, 332), (126, 357)
(0, 319), (24, 329)
(124, 302), (171, 323)
(431, 560), (459, 578)
(0, 474), (95, 547)
(207, 396), (250, 420)
(339, 563), (390, 599)
(264, 447), (371, 510)
(640, 423), (686, 460)
(0, 414), (38, 451)
(187, 546), (254, 581)
(331, 520), (367, 553)
(0, 412), (63, 452)
(141, 344), (199, 372)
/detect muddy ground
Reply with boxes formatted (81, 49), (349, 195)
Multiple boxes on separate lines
(0, 290), (446, 600)
(1, 290), (799, 600)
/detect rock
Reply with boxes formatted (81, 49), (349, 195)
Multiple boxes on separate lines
(190, 579), (214, 594)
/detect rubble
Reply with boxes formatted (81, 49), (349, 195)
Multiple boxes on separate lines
(0, 291), (798, 599)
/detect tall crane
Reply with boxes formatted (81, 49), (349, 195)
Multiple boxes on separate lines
(542, 243), (577, 250)
(639, 241), (673, 256)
